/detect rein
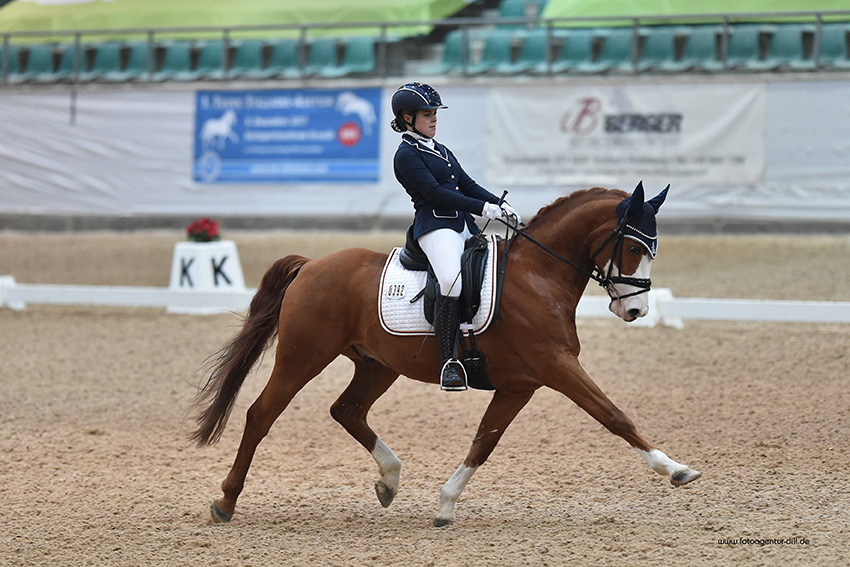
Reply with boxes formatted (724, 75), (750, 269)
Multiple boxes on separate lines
(496, 213), (652, 301)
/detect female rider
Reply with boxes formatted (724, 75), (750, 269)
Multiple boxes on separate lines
(391, 82), (519, 391)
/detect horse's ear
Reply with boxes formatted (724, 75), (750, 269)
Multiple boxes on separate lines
(647, 184), (670, 213)
(628, 181), (645, 218)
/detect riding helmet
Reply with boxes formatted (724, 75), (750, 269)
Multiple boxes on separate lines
(390, 82), (447, 133)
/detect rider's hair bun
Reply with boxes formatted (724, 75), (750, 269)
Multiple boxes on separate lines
(390, 117), (407, 133)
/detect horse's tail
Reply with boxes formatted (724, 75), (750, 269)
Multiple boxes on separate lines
(190, 255), (309, 447)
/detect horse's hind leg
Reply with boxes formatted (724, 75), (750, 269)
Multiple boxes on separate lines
(212, 340), (342, 523)
(545, 354), (701, 487)
(330, 357), (401, 508)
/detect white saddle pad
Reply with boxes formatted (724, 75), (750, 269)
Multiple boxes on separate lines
(378, 234), (499, 336)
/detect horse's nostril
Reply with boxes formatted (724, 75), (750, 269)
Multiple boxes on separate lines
(627, 308), (641, 319)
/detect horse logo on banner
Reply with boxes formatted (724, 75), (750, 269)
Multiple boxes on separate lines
(200, 109), (239, 151)
(335, 91), (377, 135)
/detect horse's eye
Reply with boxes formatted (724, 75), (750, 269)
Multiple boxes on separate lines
(629, 245), (642, 255)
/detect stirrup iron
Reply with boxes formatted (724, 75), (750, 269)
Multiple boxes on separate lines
(440, 359), (467, 391)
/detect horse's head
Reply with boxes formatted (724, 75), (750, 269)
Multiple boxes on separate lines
(589, 181), (668, 322)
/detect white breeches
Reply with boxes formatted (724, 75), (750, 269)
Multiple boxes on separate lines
(417, 226), (471, 298)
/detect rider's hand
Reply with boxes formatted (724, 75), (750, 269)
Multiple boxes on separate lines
(500, 203), (521, 225)
(481, 202), (502, 220)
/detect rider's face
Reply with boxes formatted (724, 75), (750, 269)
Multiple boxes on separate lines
(407, 109), (437, 138)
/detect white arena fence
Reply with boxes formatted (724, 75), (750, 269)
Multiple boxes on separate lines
(3, 276), (850, 328)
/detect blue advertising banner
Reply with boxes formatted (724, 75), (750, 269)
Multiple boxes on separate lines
(193, 88), (381, 183)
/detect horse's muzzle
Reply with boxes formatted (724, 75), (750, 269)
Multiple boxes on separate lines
(609, 298), (648, 322)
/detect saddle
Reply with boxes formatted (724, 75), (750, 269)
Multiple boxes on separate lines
(399, 224), (491, 325)
(398, 225), (498, 391)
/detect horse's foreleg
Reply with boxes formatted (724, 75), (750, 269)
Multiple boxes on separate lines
(330, 358), (401, 508)
(636, 448), (702, 486)
(434, 389), (534, 527)
(547, 355), (700, 487)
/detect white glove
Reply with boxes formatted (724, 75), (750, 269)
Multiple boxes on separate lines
(481, 202), (502, 220)
(500, 203), (521, 225)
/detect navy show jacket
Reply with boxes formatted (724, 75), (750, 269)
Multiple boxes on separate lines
(394, 133), (501, 240)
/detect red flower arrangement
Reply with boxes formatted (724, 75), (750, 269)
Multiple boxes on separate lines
(186, 217), (221, 242)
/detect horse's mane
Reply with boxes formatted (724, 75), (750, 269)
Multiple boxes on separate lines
(522, 187), (629, 232)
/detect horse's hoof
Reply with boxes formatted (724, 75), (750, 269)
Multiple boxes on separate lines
(375, 481), (396, 508)
(433, 517), (453, 528)
(671, 468), (702, 487)
(210, 500), (233, 523)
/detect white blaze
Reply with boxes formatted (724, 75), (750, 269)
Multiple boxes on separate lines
(605, 254), (652, 321)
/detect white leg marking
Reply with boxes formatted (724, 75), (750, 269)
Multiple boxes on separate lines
(435, 464), (478, 524)
(371, 437), (401, 494)
(636, 448), (688, 477)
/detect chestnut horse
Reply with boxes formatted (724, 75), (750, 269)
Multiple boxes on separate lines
(191, 183), (701, 526)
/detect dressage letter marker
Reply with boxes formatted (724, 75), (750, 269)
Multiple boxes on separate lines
(168, 240), (246, 314)
(180, 257), (195, 287)
(211, 256), (232, 286)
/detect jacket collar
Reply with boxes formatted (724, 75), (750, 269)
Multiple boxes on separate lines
(401, 132), (446, 160)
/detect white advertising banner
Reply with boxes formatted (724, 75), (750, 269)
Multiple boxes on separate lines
(486, 84), (766, 187)
(5, 80), (850, 224)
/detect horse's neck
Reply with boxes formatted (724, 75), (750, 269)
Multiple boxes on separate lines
(517, 201), (609, 295)
(530, 203), (601, 261)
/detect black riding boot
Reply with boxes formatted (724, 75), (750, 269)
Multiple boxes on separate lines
(435, 295), (467, 391)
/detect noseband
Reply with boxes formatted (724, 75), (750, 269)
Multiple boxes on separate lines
(588, 214), (652, 301)
(497, 213), (652, 302)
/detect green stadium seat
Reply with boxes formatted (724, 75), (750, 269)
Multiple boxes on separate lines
(79, 42), (123, 82)
(753, 24), (814, 71)
(555, 28), (634, 74)
(678, 26), (723, 72)
(467, 29), (516, 74)
(303, 37), (337, 76)
(20, 44), (56, 83)
(421, 30), (469, 74)
(502, 27), (551, 73)
(265, 38), (301, 78)
(724, 24), (763, 69)
(321, 36), (375, 77)
(589, 28), (636, 73)
(637, 27), (680, 72)
(498, 0), (526, 29)
(1, 44), (21, 83)
(54, 44), (85, 82)
(122, 41), (155, 81)
(815, 23), (850, 69)
(551, 29), (594, 72)
(195, 40), (227, 80)
(152, 41), (195, 81)
(228, 40), (266, 79)
(442, 29), (468, 71)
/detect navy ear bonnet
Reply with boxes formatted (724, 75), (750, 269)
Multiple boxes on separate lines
(614, 182), (669, 258)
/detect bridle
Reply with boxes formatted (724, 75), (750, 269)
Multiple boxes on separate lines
(495, 212), (652, 302)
